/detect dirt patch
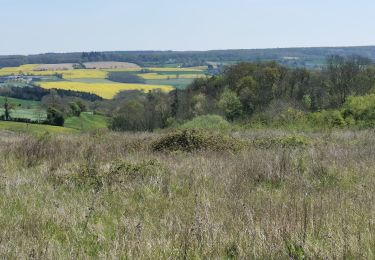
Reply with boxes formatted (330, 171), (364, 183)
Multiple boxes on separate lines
(34, 63), (75, 71)
(84, 61), (141, 70)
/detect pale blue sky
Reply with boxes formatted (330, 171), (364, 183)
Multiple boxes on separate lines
(1, 0), (374, 55)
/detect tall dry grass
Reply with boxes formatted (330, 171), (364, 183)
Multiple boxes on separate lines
(0, 129), (374, 259)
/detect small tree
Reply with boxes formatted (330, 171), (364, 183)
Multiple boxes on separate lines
(218, 90), (243, 121)
(3, 97), (14, 121)
(69, 102), (82, 117)
(46, 107), (64, 126)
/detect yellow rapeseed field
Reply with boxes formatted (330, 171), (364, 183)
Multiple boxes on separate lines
(0, 64), (39, 76)
(28, 69), (108, 79)
(0, 65), (108, 79)
(38, 81), (174, 99)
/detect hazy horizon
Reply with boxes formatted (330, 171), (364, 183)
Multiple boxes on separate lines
(2, 45), (375, 57)
(1, 0), (375, 55)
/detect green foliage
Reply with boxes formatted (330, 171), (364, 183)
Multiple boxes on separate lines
(308, 110), (346, 128)
(218, 90), (243, 121)
(302, 94), (312, 110)
(69, 102), (81, 117)
(46, 107), (65, 126)
(284, 239), (306, 260)
(109, 91), (171, 132)
(179, 115), (230, 130)
(342, 94), (375, 127)
(152, 129), (245, 152)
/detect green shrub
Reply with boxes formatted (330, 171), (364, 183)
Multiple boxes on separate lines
(46, 107), (65, 126)
(307, 110), (346, 128)
(67, 160), (166, 189)
(152, 129), (245, 152)
(253, 135), (310, 149)
(342, 94), (375, 127)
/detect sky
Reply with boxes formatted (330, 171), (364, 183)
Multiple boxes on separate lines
(0, 0), (374, 55)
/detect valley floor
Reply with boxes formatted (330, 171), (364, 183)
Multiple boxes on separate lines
(0, 129), (374, 258)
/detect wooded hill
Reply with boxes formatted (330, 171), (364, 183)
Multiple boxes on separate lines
(1, 46), (375, 68)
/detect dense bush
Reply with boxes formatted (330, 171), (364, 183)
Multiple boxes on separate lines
(308, 110), (346, 128)
(46, 107), (65, 126)
(342, 94), (375, 127)
(152, 129), (245, 152)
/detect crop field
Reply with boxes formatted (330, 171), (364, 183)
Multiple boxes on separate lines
(138, 73), (206, 80)
(0, 64), (207, 97)
(0, 108), (46, 121)
(68, 78), (115, 83)
(147, 67), (204, 72)
(38, 81), (174, 99)
(0, 64), (38, 76)
(0, 96), (41, 109)
(145, 78), (196, 89)
(0, 97), (46, 121)
(25, 69), (108, 79)
(34, 63), (76, 71)
(84, 61), (140, 69)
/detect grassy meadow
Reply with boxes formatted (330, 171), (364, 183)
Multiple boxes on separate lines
(64, 112), (109, 131)
(0, 129), (373, 258)
(0, 121), (77, 134)
(0, 97), (47, 121)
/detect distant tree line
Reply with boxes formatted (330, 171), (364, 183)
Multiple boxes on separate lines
(0, 85), (102, 102)
(108, 55), (375, 131)
(1, 47), (374, 68)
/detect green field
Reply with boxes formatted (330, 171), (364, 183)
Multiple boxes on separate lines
(0, 82), (31, 88)
(0, 96), (46, 121)
(68, 78), (115, 83)
(145, 78), (195, 89)
(0, 96), (41, 109)
(65, 112), (109, 131)
(152, 71), (205, 75)
(0, 121), (77, 134)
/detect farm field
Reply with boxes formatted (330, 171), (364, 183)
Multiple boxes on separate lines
(0, 63), (207, 97)
(0, 108), (46, 121)
(145, 78), (196, 89)
(0, 96), (41, 109)
(38, 81), (174, 99)
(0, 64), (38, 76)
(0, 97), (46, 121)
(138, 73), (205, 80)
